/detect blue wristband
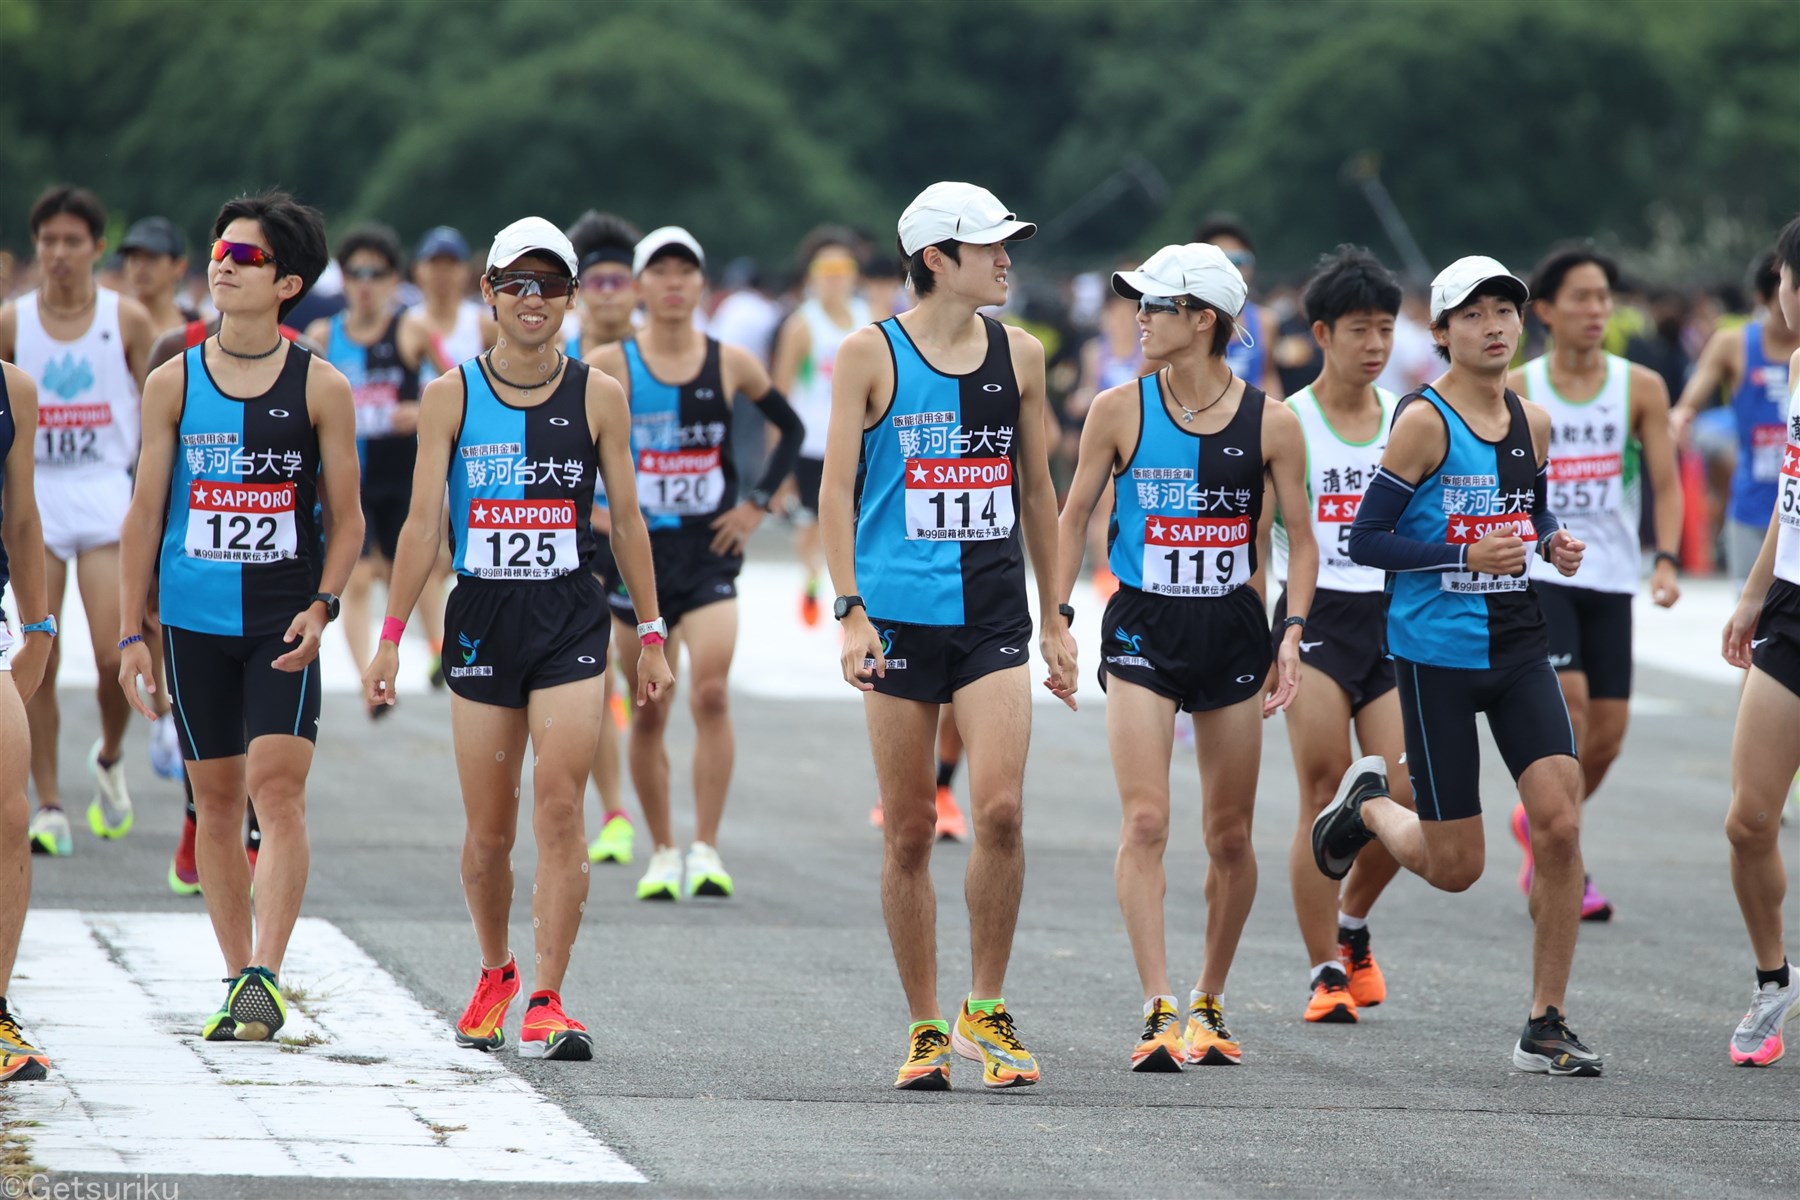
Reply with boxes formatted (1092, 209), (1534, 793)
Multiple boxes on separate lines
(118, 634), (143, 649)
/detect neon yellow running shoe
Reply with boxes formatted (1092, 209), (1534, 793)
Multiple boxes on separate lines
(951, 1000), (1040, 1088)
(587, 812), (635, 865)
(223, 966), (286, 1041)
(894, 1024), (951, 1090)
(86, 740), (134, 839)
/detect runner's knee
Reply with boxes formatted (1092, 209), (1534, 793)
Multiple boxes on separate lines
(1119, 804), (1168, 852)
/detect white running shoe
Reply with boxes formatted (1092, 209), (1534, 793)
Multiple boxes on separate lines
(636, 847), (683, 901)
(684, 842), (734, 898)
(149, 714), (184, 781)
(28, 808), (72, 857)
(86, 740), (134, 839)
(1729, 970), (1800, 1066)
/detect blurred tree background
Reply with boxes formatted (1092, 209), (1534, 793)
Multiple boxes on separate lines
(0, 0), (1793, 281)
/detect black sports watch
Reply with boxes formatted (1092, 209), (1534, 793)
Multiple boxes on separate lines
(1057, 603), (1075, 625)
(310, 592), (341, 622)
(747, 487), (775, 512)
(833, 594), (865, 621)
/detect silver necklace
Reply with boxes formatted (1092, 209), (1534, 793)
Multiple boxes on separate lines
(1167, 369), (1232, 424)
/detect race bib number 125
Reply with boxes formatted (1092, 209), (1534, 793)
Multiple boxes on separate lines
(463, 499), (579, 579)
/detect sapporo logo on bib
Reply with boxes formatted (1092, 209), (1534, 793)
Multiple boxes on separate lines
(1144, 516), (1250, 596)
(639, 447), (723, 516)
(464, 499), (579, 579)
(1442, 512), (1537, 593)
(1548, 452), (1621, 512)
(905, 457), (1014, 541)
(185, 481), (298, 563)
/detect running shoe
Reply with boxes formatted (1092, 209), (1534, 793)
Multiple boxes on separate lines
(86, 740), (134, 839)
(870, 800), (885, 829)
(800, 589), (821, 628)
(1312, 755), (1384, 881)
(587, 811), (635, 865)
(1512, 1006), (1602, 1076)
(685, 842), (733, 898)
(1304, 966), (1359, 1024)
(1092, 563), (1119, 601)
(1729, 971), (1800, 1067)
(1338, 925), (1386, 1008)
(636, 847), (682, 901)
(934, 786), (967, 842)
(519, 992), (593, 1061)
(1511, 801), (1533, 895)
(1183, 994), (1242, 1065)
(1131, 998), (1185, 1072)
(455, 956), (520, 1051)
(225, 966), (287, 1041)
(894, 1024), (952, 1090)
(28, 808), (71, 857)
(149, 713), (184, 781)
(169, 815), (202, 896)
(0, 1003), (49, 1081)
(201, 978), (238, 1041)
(1580, 876), (1614, 922)
(951, 1001), (1040, 1088)
(609, 691), (630, 731)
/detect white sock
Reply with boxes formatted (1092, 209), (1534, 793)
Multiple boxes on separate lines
(1188, 989), (1220, 1013)
(1144, 994), (1177, 1018)
(1310, 961), (1340, 984)
(1338, 912), (1368, 932)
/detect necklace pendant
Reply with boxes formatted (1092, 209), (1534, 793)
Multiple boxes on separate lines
(1181, 409), (1196, 424)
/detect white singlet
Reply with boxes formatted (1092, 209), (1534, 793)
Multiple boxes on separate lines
(793, 296), (870, 460)
(1524, 353), (1639, 594)
(1775, 379), (1799, 586)
(419, 300), (487, 387)
(1274, 385), (1395, 593)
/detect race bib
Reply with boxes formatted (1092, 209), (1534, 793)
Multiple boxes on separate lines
(353, 383), (399, 439)
(1779, 442), (1800, 529)
(184, 481), (298, 563)
(904, 457), (1015, 541)
(462, 499), (579, 579)
(1142, 515), (1251, 597)
(1441, 512), (1536, 593)
(36, 402), (110, 467)
(1547, 453), (1622, 514)
(1752, 424), (1786, 483)
(638, 448), (724, 517)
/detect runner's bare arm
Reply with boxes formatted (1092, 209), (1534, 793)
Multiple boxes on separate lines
(820, 326), (888, 690)
(1009, 325), (1077, 708)
(770, 312), (809, 396)
(273, 358), (363, 671)
(1054, 382), (1131, 606)
(118, 295), (156, 389)
(1630, 363), (1681, 606)
(588, 369), (672, 707)
(1523, 401), (1583, 576)
(0, 304), (15, 361)
(146, 324), (188, 373)
(399, 309), (450, 378)
(1, 366), (49, 700)
(117, 359), (184, 717)
(1262, 400), (1316, 714)
(1670, 326), (1741, 440)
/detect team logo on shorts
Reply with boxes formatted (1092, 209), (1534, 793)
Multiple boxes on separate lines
(866, 627), (906, 671)
(1105, 626), (1151, 670)
(449, 632), (493, 678)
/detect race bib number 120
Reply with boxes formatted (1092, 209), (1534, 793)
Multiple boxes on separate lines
(904, 457), (1015, 541)
(463, 499), (578, 579)
(639, 448), (724, 517)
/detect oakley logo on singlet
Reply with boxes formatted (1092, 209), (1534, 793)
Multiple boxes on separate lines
(1223, 446), (1245, 457)
(1235, 674), (1257, 684)
(269, 409), (290, 419)
(982, 383), (1003, 393)
(577, 655), (597, 665)
(549, 417), (570, 427)
(999, 646), (1021, 655)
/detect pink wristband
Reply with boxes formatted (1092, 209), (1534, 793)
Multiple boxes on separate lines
(380, 617), (406, 645)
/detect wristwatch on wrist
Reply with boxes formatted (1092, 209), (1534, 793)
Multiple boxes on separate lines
(637, 617), (668, 646)
(310, 592), (341, 622)
(833, 594), (865, 621)
(19, 615), (56, 638)
(1653, 550), (1681, 574)
(1057, 603), (1075, 625)
(747, 487), (774, 512)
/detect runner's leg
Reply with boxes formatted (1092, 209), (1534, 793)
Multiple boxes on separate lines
(450, 693), (528, 969)
(953, 664), (1030, 1001)
(679, 599), (738, 846)
(1190, 693), (1262, 996)
(1725, 668), (1800, 969)
(524, 676), (603, 993)
(25, 553), (69, 811)
(1107, 676), (1178, 998)
(75, 544), (129, 761)
(867, 692), (941, 1021)
(243, 733), (315, 974)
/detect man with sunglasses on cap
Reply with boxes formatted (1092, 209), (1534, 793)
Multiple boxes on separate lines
(119, 189), (360, 1043)
(364, 217), (673, 1060)
(821, 182), (1076, 1091)
(586, 225), (805, 903)
(1055, 243), (1316, 1071)
(1312, 256), (1602, 1077)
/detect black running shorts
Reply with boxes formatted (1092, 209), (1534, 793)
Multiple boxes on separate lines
(1535, 582), (1633, 700)
(1752, 578), (1800, 699)
(588, 533), (627, 608)
(1393, 655), (1578, 822)
(794, 456), (824, 516)
(866, 612), (1034, 705)
(163, 624), (322, 760)
(1099, 584), (1271, 713)
(1274, 586), (1395, 713)
(608, 529), (740, 628)
(442, 572), (610, 708)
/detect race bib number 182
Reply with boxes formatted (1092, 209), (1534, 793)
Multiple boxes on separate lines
(905, 457), (1015, 541)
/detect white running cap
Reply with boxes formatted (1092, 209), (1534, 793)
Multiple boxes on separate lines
(898, 182), (1036, 256)
(1111, 243), (1248, 318)
(633, 226), (706, 277)
(1430, 255), (1528, 322)
(486, 216), (577, 276)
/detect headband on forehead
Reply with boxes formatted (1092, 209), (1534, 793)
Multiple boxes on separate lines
(580, 247), (634, 273)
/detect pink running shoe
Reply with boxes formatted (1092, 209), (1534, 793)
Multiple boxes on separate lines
(1510, 802), (1532, 895)
(1580, 875), (1614, 922)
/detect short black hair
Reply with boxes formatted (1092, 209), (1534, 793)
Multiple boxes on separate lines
(211, 190), (329, 321)
(898, 236), (960, 297)
(1194, 302), (1237, 358)
(1302, 245), (1402, 327)
(1529, 243), (1619, 304)
(1750, 249), (1781, 302)
(1428, 280), (1523, 361)
(1776, 215), (1800, 281)
(29, 185), (106, 240)
(567, 211), (640, 270)
(335, 223), (402, 271)
(798, 224), (859, 268)
(1193, 214), (1254, 253)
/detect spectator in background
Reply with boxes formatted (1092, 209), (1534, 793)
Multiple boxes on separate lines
(1375, 288), (1437, 396)
(119, 216), (194, 336)
(1269, 281), (1324, 397)
(1194, 215), (1284, 399)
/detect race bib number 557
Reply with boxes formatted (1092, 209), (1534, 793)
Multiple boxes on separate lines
(184, 482), (298, 563)
(905, 457), (1015, 541)
(463, 499), (579, 579)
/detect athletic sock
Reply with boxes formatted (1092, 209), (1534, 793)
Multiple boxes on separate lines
(1756, 961), (1791, 990)
(910, 1018), (949, 1037)
(937, 759), (958, 790)
(96, 752), (120, 770)
(527, 989), (558, 1008)
(1144, 994), (1177, 1018)
(966, 995), (1003, 1016)
(1338, 912), (1368, 932)
(1188, 989), (1222, 1013)
(1309, 961), (1341, 984)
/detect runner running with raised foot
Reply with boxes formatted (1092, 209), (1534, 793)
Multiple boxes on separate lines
(566, 211), (643, 867)
(118, 190), (357, 1042)
(586, 226), (804, 901)
(1272, 247), (1412, 1025)
(0, 359), (58, 1078)
(1056, 243), (1316, 1069)
(822, 182), (1076, 1090)
(0, 186), (155, 856)
(305, 226), (444, 717)
(1719, 215), (1800, 1067)
(1508, 246), (1683, 922)
(1313, 256), (1601, 1076)
(364, 217), (672, 1059)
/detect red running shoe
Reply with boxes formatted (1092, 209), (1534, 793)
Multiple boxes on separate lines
(455, 956), (521, 1051)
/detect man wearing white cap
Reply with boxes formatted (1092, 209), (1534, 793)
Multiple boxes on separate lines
(1054, 242), (1317, 1072)
(586, 225), (805, 902)
(1313, 255), (1603, 1077)
(365, 216), (674, 1060)
(820, 181), (1076, 1091)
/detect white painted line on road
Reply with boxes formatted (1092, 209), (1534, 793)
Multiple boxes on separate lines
(11, 909), (644, 1184)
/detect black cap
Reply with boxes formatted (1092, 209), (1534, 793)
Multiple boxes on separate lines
(120, 216), (186, 259)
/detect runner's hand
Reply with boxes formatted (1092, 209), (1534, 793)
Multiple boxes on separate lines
(1040, 619), (1078, 711)
(1545, 529), (1585, 577)
(364, 640), (401, 708)
(273, 606), (327, 671)
(840, 612), (883, 692)
(1669, 406), (1694, 447)
(1721, 600), (1761, 669)
(117, 638), (158, 721)
(1649, 557), (1680, 608)
(1466, 531), (1526, 577)
(1264, 628), (1301, 717)
(708, 500), (764, 555)
(637, 643), (674, 706)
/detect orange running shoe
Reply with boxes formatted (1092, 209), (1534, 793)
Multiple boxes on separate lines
(1092, 564), (1119, 601)
(1304, 966), (1359, 1024)
(610, 691), (630, 731)
(870, 800), (885, 829)
(800, 590), (821, 628)
(519, 990), (593, 1061)
(1183, 994), (1242, 1065)
(1338, 925), (1387, 1007)
(934, 787), (967, 841)
(454, 956), (520, 1051)
(894, 1023), (952, 1090)
(1131, 998), (1185, 1072)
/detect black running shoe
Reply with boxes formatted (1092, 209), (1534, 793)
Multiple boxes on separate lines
(1512, 1006), (1602, 1077)
(1312, 755), (1385, 881)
